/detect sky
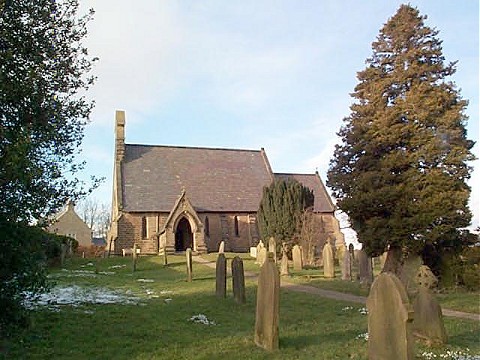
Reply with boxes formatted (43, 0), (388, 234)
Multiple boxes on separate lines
(77, 0), (479, 236)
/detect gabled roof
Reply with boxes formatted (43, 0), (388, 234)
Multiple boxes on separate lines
(121, 144), (273, 212)
(274, 173), (335, 213)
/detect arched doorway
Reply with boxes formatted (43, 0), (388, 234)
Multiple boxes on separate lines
(175, 217), (193, 251)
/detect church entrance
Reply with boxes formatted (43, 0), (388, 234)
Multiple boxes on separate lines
(175, 217), (193, 251)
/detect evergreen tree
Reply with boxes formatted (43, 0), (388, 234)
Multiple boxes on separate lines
(0, 0), (97, 334)
(327, 5), (475, 272)
(257, 178), (314, 246)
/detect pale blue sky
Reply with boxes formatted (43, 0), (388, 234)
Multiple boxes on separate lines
(78, 1), (479, 232)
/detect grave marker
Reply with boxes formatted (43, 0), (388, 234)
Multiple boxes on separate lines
(216, 253), (227, 298)
(232, 256), (246, 304)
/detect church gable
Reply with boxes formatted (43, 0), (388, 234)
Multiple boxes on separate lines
(163, 190), (203, 234)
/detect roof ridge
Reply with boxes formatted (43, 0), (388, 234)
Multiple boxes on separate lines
(125, 143), (262, 153)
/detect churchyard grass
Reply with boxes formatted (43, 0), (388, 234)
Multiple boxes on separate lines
(3, 254), (479, 359)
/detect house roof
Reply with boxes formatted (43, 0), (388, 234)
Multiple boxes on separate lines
(274, 173), (335, 213)
(121, 144), (274, 212)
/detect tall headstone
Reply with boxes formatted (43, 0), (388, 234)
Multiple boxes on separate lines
(160, 245), (168, 266)
(358, 249), (373, 285)
(341, 250), (352, 281)
(216, 253), (227, 298)
(218, 241), (225, 254)
(323, 242), (335, 278)
(280, 247), (290, 277)
(367, 272), (414, 360)
(412, 265), (446, 344)
(232, 256), (246, 304)
(292, 244), (303, 271)
(337, 244), (347, 267)
(60, 243), (67, 266)
(132, 243), (138, 272)
(186, 248), (193, 282)
(254, 253), (280, 351)
(268, 237), (277, 262)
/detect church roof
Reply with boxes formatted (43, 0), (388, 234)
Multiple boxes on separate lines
(274, 173), (336, 213)
(121, 144), (274, 212)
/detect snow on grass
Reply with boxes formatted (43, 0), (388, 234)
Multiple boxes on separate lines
(23, 285), (143, 311)
(188, 314), (216, 325)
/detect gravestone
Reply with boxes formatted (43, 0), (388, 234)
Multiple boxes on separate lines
(268, 237), (277, 262)
(280, 248), (290, 276)
(218, 241), (225, 254)
(323, 242), (335, 278)
(160, 245), (168, 266)
(250, 247), (257, 258)
(358, 249), (373, 285)
(337, 243), (347, 267)
(186, 248), (193, 282)
(412, 265), (446, 345)
(60, 243), (67, 266)
(216, 253), (227, 298)
(379, 251), (388, 270)
(254, 253), (280, 351)
(232, 256), (246, 304)
(414, 265), (438, 290)
(341, 250), (352, 281)
(255, 240), (265, 264)
(257, 247), (267, 267)
(292, 244), (303, 271)
(413, 287), (447, 345)
(367, 272), (414, 360)
(132, 243), (138, 272)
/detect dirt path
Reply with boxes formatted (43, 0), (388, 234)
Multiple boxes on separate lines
(193, 255), (480, 322)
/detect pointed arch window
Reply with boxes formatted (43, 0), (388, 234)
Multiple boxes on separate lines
(141, 216), (147, 239)
(205, 216), (210, 237)
(234, 216), (239, 237)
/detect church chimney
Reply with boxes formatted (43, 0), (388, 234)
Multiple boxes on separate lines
(115, 110), (125, 161)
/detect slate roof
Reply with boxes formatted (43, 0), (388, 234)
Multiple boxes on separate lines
(121, 144), (274, 212)
(274, 173), (335, 213)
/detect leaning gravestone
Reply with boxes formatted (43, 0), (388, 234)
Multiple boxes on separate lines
(358, 249), (373, 285)
(255, 253), (279, 351)
(292, 244), (303, 271)
(341, 250), (352, 281)
(216, 253), (227, 298)
(412, 265), (446, 345)
(218, 241), (225, 254)
(323, 242), (335, 278)
(232, 256), (246, 304)
(268, 237), (277, 262)
(186, 248), (193, 282)
(367, 272), (414, 360)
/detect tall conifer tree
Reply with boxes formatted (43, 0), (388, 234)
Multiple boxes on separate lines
(327, 5), (475, 271)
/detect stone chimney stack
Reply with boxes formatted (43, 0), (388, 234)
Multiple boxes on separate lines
(115, 110), (125, 161)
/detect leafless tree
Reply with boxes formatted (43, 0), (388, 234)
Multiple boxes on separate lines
(76, 198), (110, 237)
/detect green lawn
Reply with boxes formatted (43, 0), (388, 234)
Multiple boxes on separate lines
(2, 254), (479, 360)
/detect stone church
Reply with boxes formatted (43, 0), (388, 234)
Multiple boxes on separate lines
(108, 110), (344, 255)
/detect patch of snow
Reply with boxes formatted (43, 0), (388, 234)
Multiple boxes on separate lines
(189, 314), (216, 325)
(137, 279), (154, 283)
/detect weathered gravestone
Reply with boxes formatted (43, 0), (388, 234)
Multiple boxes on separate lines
(412, 265), (446, 345)
(218, 241), (225, 254)
(232, 256), (246, 304)
(216, 253), (227, 298)
(367, 272), (414, 360)
(268, 237), (277, 262)
(358, 249), (373, 285)
(60, 243), (68, 267)
(160, 245), (168, 266)
(257, 246), (267, 267)
(323, 242), (335, 278)
(255, 240), (265, 265)
(341, 250), (352, 281)
(255, 253), (279, 351)
(280, 246), (290, 277)
(186, 248), (193, 282)
(292, 244), (303, 271)
(337, 243), (347, 267)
